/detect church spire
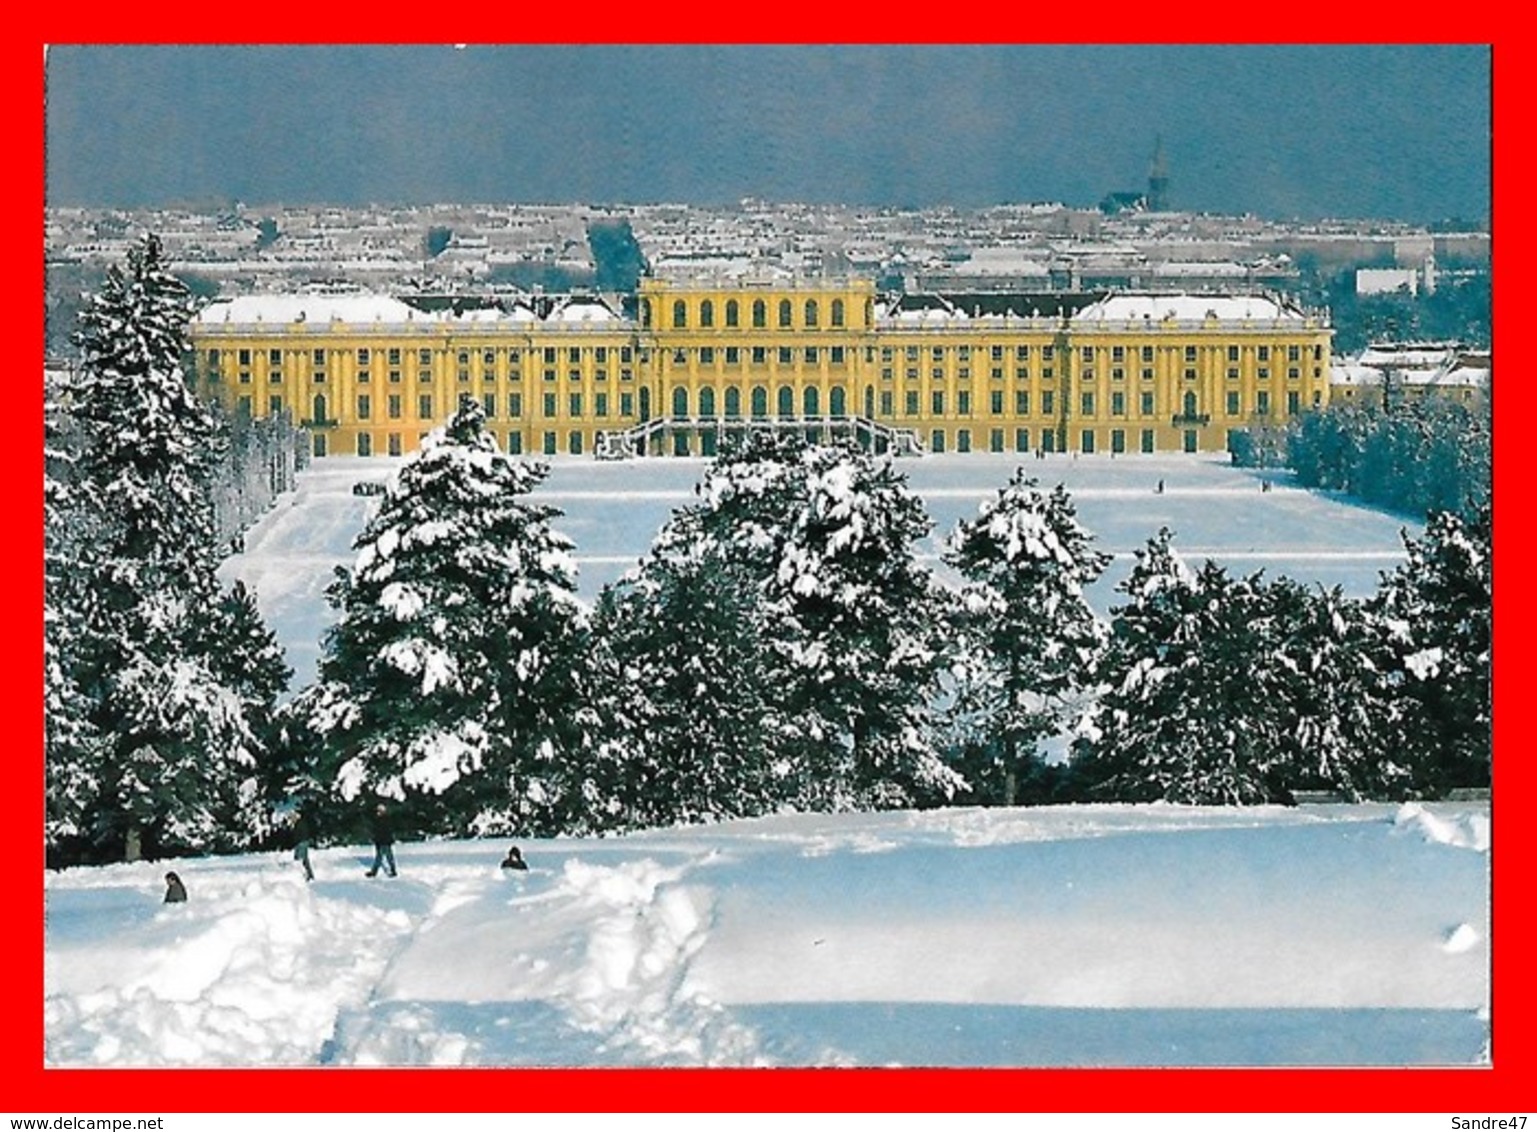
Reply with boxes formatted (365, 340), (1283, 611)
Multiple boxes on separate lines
(1147, 135), (1170, 211)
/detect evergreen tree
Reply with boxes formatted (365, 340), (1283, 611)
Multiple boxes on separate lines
(693, 436), (963, 810)
(1372, 504), (1492, 795)
(1072, 532), (1283, 805)
(51, 234), (276, 860)
(1263, 579), (1408, 801)
(942, 473), (1109, 805)
(592, 509), (779, 827)
(44, 370), (101, 858)
(193, 580), (293, 812)
(307, 397), (591, 836)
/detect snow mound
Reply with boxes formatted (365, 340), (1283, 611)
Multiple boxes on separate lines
(1393, 802), (1490, 852)
(1442, 923), (1480, 954)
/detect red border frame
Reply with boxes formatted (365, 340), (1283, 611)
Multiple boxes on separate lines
(24, 21), (1521, 1115)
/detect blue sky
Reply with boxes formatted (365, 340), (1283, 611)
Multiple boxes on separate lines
(44, 44), (1491, 222)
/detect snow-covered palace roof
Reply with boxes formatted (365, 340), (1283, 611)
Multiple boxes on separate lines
(1072, 293), (1306, 325)
(193, 293), (620, 328)
(193, 295), (425, 326)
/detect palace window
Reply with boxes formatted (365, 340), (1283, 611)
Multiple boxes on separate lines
(778, 299), (792, 328)
(700, 300), (714, 328)
(752, 299), (767, 328)
(419, 394), (433, 419)
(726, 299), (739, 328)
(831, 299), (844, 327)
(673, 300), (687, 328)
(483, 393), (496, 419)
(805, 300), (818, 327)
(357, 394), (371, 420)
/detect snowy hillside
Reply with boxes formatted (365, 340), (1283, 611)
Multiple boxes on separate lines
(44, 800), (1488, 1068)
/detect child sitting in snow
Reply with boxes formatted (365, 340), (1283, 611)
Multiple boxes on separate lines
(500, 845), (528, 872)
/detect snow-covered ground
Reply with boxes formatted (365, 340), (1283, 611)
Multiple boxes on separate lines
(43, 801), (1488, 1068)
(218, 452), (1419, 688)
(136, 451), (1486, 1070)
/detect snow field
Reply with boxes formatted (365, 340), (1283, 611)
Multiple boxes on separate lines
(220, 452), (1416, 688)
(45, 802), (1489, 1068)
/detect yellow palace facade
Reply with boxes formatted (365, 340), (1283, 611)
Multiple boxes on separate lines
(188, 278), (1333, 459)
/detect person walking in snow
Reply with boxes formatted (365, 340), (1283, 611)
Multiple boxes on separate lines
(163, 871), (187, 903)
(292, 809), (317, 882)
(500, 845), (528, 872)
(365, 803), (397, 878)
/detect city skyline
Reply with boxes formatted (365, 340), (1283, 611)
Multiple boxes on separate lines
(44, 44), (1490, 224)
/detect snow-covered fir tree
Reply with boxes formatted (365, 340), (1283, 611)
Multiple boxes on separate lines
(193, 580), (293, 811)
(591, 508), (780, 827)
(306, 397), (592, 837)
(1072, 531), (1289, 805)
(49, 234), (278, 861)
(1262, 579), (1409, 801)
(690, 436), (963, 810)
(942, 473), (1109, 805)
(1372, 503), (1492, 795)
(44, 369), (101, 858)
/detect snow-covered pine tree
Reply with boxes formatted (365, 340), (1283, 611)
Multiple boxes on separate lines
(1072, 530), (1284, 805)
(1262, 579), (1408, 801)
(54, 234), (275, 860)
(308, 397), (591, 837)
(591, 507), (779, 827)
(1372, 503), (1492, 796)
(44, 368), (102, 860)
(943, 472), (1109, 805)
(696, 436), (962, 811)
(193, 580), (293, 816)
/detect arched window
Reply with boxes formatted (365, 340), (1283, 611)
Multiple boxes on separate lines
(752, 299), (767, 328)
(1183, 391), (1198, 417)
(803, 386), (820, 417)
(778, 299), (793, 328)
(700, 300), (714, 328)
(751, 386), (768, 419)
(805, 300), (819, 328)
(312, 393), (328, 423)
(672, 300), (687, 329)
(777, 385), (794, 417)
(831, 299), (845, 328)
(640, 299), (652, 328)
(725, 299), (739, 328)
(639, 387), (651, 422)
(830, 387), (847, 418)
(672, 386), (690, 419)
(725, 387), (742, 418)
(699, 387), (717, 417)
